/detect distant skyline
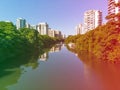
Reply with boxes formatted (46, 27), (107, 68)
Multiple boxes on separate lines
(0, 0), (107, 35)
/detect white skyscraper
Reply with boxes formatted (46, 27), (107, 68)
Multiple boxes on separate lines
(16, 18), (26, 29)
(37, 22), (49, 35)
(75, 24), (84, 34)
(84, 10), (102, 33)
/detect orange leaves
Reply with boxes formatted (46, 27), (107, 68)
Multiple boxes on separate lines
(66, 19), (120, 62)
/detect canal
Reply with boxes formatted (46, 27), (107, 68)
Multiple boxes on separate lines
(1, 44), (120, 90)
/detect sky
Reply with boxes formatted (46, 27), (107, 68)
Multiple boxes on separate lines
(0, 0), (107, 35)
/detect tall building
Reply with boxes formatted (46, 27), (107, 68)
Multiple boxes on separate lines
(48, 29), (62, 38)
(48, 28), (55, 37)
(62, 34), (66, 39)
(16, 18), (26, 29)
(107, 0), (120, 21)
(75, 24), (84, 34)
(108, 0), (120, 16)
(26, 23), (31, 28)
(37, 22), (49, 35)
(84, 10), (102, 33)
(55, 30), (62, 38)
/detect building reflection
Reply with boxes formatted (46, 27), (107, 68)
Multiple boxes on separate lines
(78, 52), (120, 90)
(49, 44), (62, 53)
(38, 44), (62, 62)
(67, 46), (120, 90)
(38, 52), (48, 62)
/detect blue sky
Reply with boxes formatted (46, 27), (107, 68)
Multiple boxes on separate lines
(0, 0), (107, 35)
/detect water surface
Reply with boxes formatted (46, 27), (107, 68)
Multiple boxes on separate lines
(1, 44), (120, 90)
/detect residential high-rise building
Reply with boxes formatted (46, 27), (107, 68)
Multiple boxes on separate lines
(107, 0), (120, 21)
(16, 18), (26, 29)
(55, 30), (62, 38)
(48, 28), (63, 39)
(37, 22), (49, 35)
(75, 24), (84, 34)
(62, 34), (66, 39)
(48, 28), (55, 37)
(26, 23), (31, 28)
(84, 10), (102, 33)
(108, 0), (120, 16)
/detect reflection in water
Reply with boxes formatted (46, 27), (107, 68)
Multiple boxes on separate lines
(38, 44), (62, 61)
(38, 53), (48, 61)
(8, 44), (84, 90)
(82, 59), (120, 90)
(49, 44), (62, 53)
(0, 44), (56, 90)
(68, 45), (120, 90)
(0, 51), (37, 90)
(2, 44), (120, 90)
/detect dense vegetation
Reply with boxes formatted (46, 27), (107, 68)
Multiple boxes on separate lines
(0, 21), (58, 62)
(0, 21), (58, 89)
(65, 19), (120, 63)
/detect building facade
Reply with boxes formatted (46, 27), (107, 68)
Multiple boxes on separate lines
(48, 29), (62, 38)
(48, 28), (55, 37)
(55, 30), (62, 38)
(108, 0), (120, 16)
(26, 23), (31, 28)
(16, 18), (26, 29)
(84, 10), (102, 33)
(37, 22), (49, 35)
(75, 24), (84, 34)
